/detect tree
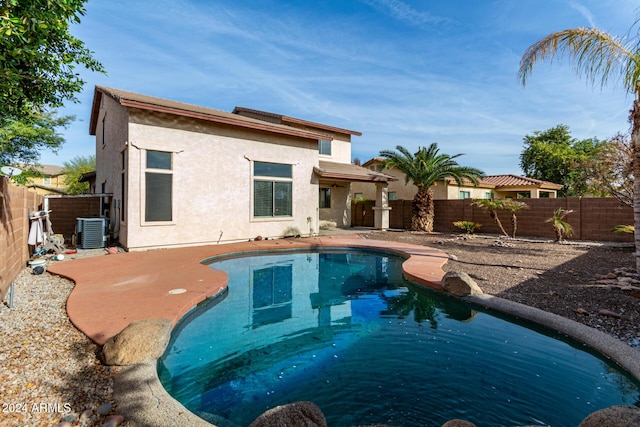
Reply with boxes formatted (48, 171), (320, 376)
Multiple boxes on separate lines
(0, 0), (105, 118)
(503, 199), (529, 238)
(473, 199), (509, 237)
(0, 109), (72, 165)
(62, 154), (95, 194)
(578, 132), (633, 206)
(380, 144), (484, 232)
(546, 208), (574, 242)
(518, 26), (640, 270)
(519, 124), (604, 196)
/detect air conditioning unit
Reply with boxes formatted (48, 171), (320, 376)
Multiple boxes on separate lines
(76, 217), (108, 249)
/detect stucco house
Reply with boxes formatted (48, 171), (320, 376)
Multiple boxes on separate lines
(351, 158), (562, 201)
(88, 86), (393, 251)
(20, 164), (67, 195)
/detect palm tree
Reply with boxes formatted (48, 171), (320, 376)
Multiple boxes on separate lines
(473, 199), (509, 237)
(380, 144), (484, 232)
(518, 25), (640, 269)
(503, 199), (529, 238)
(546, 208), (574, 242)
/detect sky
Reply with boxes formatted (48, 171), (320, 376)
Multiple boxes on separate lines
(41, 0), (640, 175)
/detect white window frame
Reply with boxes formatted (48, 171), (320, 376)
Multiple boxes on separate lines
(251, 161), (293, 221)
(141, 150), (174, 226)
(318, 139), (331, 156)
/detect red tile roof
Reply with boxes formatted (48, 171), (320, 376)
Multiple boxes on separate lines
(481, 174), (563, 190)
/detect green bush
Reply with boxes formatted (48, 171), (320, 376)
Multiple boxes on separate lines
(453, 220), (481, 234)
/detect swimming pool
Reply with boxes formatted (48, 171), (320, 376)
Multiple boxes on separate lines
(158, 249), (640, 426)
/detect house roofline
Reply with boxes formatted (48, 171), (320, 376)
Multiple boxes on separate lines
(89, 86), (332, 142)
(233, 106), (362, 137)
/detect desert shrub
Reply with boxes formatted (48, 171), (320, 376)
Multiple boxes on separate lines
(453, 220), (481, 234)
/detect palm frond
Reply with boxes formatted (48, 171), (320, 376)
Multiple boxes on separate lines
(519, 27), (640, 94)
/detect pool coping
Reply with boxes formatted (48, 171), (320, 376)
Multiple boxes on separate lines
(47, 235), (640, 426)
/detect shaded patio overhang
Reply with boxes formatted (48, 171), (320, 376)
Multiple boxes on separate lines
(314, 161), (397, 183)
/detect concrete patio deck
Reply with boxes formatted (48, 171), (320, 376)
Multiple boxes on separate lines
(46, 234), (449, 345)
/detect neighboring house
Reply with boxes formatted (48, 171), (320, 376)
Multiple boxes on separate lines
(23, 164), (67, 195)
(352, 158), (562, 201)
(89, 86), (394, 251)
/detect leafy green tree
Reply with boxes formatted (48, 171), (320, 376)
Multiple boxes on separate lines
(62, 154), (95, 194)
(519, 25), (640, 269)
(0, 109), (72, 165)
(379, 144), (484, 232)
(519, 125), (604, 196)
(0, 0), (105, 117)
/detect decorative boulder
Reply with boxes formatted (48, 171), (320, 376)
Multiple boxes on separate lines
(101, 318), (172, 366)
(442, 271), (483, 296)
(442, 420), (477, 427)
(249, 401), (327, 427)
(579, 405), (640, 427)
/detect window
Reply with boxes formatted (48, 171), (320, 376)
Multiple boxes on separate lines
(459, 191), (471, 199)
(319, 187), (331, 208)
(485, 192), (492, 199)
(388, 191), (397, 201)
(354, 192), (364, 201)
(121, 150), (127, 222)
(43, 176), (51, 185)
(319, 139), (331, 156)
(254, 161), (292, 217)
(101, 114), (106, 146)
(145, 150), (172, 222)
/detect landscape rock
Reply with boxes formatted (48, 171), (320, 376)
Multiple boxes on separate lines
(249, 401), (327, 427)
(579, 405), (640, 426)
(101, 318), (172, 366)
(442, 420), (477, 427)
(598, 309), (622, 318)
(442, 271), (483, 296)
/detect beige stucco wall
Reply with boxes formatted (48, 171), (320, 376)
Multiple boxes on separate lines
(321, 135), (352, 164)
(97, 105), (327, 250)
(318, 181), (352, 227)
(95, 95), (129, 245)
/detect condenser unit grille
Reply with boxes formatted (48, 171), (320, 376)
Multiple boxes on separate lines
(76, 218), (107, 249)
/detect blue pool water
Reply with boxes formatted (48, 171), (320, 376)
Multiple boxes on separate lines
(158, 249), (640, 426)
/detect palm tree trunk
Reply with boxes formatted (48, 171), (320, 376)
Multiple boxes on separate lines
(511, 213), (517, 238)
(489, 210), (509, 237)
(411, 188), (434, 232)
(631, 95), (640, 272)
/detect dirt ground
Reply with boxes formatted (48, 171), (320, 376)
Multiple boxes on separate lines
(362, 230), (640, 349)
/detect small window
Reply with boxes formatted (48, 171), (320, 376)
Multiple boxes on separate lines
(388, 191), (397, 201)
(459, 191), (471, 199)
(254, 161), (292, 217)
(319, 187), (331, 208)
(354, 192), (363, 200)
(43, 176), (51, 185)
(102, 115), (106, 146)
(319, 139), (331, 156)
(485, 192), (492, 199)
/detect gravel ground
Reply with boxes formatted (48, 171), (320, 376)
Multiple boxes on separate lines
(1, 232), (638, 427)
(0, 268), (123, 427)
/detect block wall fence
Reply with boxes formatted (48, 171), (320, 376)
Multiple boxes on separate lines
(352, 197), (634, 243)
(1, 177), (44, 301)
